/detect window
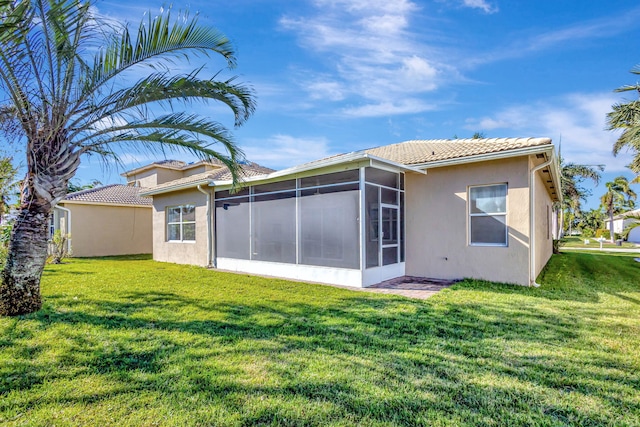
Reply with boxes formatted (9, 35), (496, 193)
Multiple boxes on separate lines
(166, 204), (196, 242)
(469, 184), (507, 246)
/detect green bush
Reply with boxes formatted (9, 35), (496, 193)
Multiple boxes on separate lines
(0, 223), (11, 271)
(595, 228), (611, 239)
(581, 227), (595, 238)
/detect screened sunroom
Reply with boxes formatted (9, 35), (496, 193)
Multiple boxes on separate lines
(213, 160), (421, 287)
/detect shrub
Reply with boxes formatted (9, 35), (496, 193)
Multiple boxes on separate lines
(0, 223), (12, 271)
(582, 227), (595, 238)
(595, 228), (611, 239)
(48, 230), (71, 264)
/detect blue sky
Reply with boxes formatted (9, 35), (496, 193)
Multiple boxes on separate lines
(74, 0), (640, 209)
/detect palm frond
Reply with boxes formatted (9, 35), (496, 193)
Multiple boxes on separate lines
(81, 130), (244, 183)
(69, 72), (255, 135)
(79, 8), (236, 101)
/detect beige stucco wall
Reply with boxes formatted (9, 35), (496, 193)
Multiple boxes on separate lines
(405, 156), (532, 285)
(533, 164), (554, 280)
(60, 203), (152, 257)
(126, 168), (185, 187)
(152, 188), (211, 266)
(183, 164), (218, 177)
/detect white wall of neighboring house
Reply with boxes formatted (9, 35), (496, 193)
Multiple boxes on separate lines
(604, 209), (640, 237)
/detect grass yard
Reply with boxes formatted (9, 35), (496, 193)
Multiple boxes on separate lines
(1, 253), (639, 426)
(560, 236), (638, 249)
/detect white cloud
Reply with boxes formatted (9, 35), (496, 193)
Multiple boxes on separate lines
(306, 80), (346, 101)
(241, 134), (335, 169)
(313, 0), (418, 15)
(464, 92), (632, 172)
(343, 99), (438, 118)
(462, 0), (498, 14)
(280, 0), (453, 116)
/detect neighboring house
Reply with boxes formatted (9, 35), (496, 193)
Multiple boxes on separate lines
(603, 208), (640, 237)
(52, 184), (153, 257)
(140, 137), (562, 287)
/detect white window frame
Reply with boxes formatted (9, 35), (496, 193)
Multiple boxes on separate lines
(166, 204), (196, 242)
(468, 183), (508, 247)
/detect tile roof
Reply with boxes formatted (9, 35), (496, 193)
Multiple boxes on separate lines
(63, 184), (152, 206)
(121, 159), (226, 177)
(365, 137), (552, 165)
(153, 159), (188, 168)
(145, 163), (276, 193)
(140, 138), (554, 196)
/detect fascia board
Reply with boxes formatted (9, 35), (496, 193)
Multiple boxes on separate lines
(58, 201), (152, 208)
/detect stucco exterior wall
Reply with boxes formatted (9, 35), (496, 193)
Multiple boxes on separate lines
(152, 188), (210, 266)
(126, 169), (160, 187)
(60, 203), (152, 257)
(533, 165), (554, 280)
(183, 164), (218, 177)
(405, 157), (531, 285)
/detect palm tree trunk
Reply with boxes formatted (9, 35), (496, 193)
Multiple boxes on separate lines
(609, 209), (615, 243)
(0, 195), (51, 316)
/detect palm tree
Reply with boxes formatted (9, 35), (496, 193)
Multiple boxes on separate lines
(0, 0), (255, 316)
(607, 66), (640, 183)
(558, 156), (602, 236)
(0, 157), (18, 223)
(600, 176), (637, 242)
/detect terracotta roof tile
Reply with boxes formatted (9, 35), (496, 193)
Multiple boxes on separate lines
(365, 137), (552, 165)
(64, 184), (152, 206)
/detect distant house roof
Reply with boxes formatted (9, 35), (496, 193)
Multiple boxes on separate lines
(140, 162), (275, 195)
(62, 184), (152, 206)
(607, 208), (640, 221)
(121, 159), (225, 177)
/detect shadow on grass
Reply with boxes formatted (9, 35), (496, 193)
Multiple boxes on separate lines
(1, 284), (637, 426)
(457, 251), (640, 304)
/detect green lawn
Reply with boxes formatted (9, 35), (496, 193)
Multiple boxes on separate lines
(1, 253), (639, 426)
(560, 235), (638, 249)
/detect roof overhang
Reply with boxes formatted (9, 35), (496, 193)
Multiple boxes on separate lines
(412, 144), (553, 169)
(57, 200), (152, 208)
(412, 144), (562, 203)
(209, 152), (426, 189)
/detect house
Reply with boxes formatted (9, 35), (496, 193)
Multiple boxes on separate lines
(603, 208), (640, 239)
(140, 137), (562, 287)
(52, 159), (273, 258)
(52, 184), (153, 257)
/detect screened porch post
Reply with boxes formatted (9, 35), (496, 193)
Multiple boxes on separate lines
(359, 167), (366, 272)
(295, 178), (300, 265)
(378, 187), (383, 267)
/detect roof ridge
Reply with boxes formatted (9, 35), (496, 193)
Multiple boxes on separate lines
(398, 137), (551, 144)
